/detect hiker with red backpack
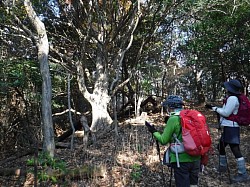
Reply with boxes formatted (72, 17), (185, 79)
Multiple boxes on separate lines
(145, 95), (211, 187)
(206, 79), (250, 183)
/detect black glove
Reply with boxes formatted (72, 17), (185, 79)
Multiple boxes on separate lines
(205, 104), (214, 109)
(164, 115), (170, 123)
(145, 121), (157, 133)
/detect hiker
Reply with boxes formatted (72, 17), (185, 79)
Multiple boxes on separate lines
(205, 79), (249, 183)
(146, 95), (201, 187)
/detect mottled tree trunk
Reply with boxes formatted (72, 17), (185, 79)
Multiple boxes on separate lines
(75, 1), (141, 139)
(90, 92), (113, 132)
(24, 0), (55, 157)
(196, 70), (205, 104)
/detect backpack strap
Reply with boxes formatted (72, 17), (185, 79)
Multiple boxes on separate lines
(171, 124), (182, 143)
(173, 129), (182, 142)
(236, 94), (241, 105)
(175, 116), (182, 140)
(223, 94), (241, 105)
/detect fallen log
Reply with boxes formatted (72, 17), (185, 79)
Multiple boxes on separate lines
(56, 115), (90, 143)
(0, 149), (35, 166)
(0, 168), (27, 176)
(56, 121), (82, 142)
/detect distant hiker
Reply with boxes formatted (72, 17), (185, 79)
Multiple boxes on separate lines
(205, 79), (250, 183)
(146, 95), (201, 187)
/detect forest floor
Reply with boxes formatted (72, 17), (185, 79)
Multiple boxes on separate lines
(0, 107), (250, 187)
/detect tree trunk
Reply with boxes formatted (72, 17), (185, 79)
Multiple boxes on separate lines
(75, 1), (141, 138)
(89, 90), (113, 133)
(24, 0), (55, 157)
(76, 60), (113, 136)
(195, 69), (205, 104)
(136, 95), (143, 117)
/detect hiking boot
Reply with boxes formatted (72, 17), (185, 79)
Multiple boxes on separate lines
(231, 173), (250, 183)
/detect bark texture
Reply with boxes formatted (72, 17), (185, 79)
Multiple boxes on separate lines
(24, 0), (55, 156)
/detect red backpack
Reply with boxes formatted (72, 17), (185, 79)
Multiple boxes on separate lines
(224, 94), (250, 126)
(179, 109), (212, 156)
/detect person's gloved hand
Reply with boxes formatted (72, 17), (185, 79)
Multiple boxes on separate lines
(205, 104), (214, 109)
(212, 107), (218, 112)
(145, 121), (157, 133)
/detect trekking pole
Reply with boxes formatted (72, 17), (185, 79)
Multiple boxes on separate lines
(155, 139), (166, 186)
(169, 166), (173, 187)
(217, 118), (223, 184)
(216, 112), (232, 184)
(217, 113), (222, 185)
(224, 142), (232, 184)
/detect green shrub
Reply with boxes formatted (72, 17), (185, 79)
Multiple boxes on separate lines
(27, 151), (67, 183)
(130, 163), (142, 182)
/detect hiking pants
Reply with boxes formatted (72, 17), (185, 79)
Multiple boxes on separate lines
(171, 160), (200, 187)
(218, 126), (242, 158)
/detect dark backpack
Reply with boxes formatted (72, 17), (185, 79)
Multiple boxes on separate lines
(224, 94), (250, 126)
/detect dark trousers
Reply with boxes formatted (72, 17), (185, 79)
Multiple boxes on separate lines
(219, 126), (242, 158)
(171, 160), (200, 187)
